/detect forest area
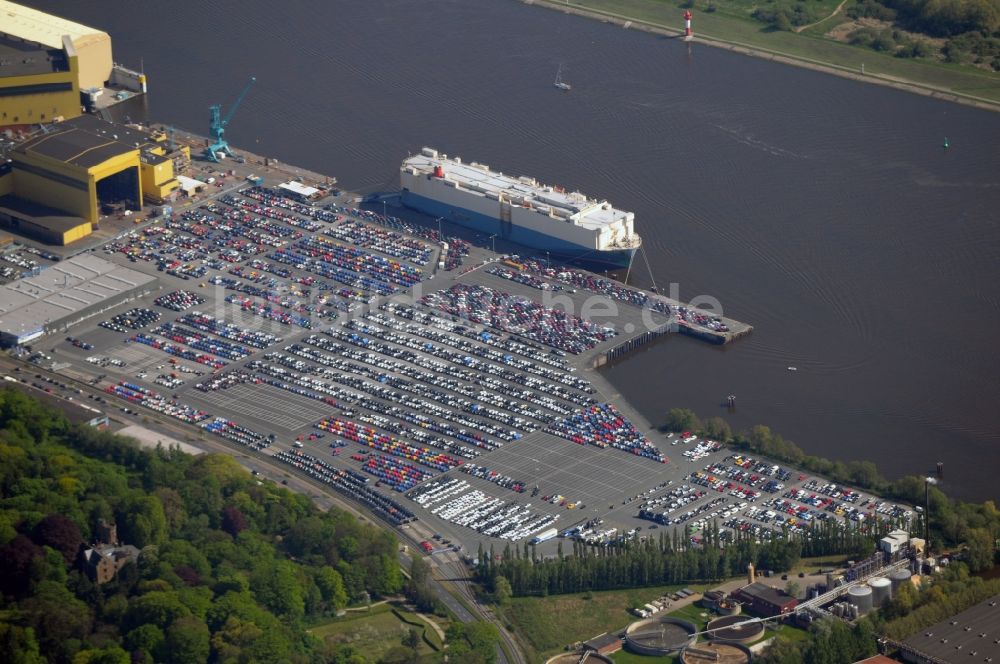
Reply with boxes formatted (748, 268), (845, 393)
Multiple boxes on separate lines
(0, 387), (402, 663)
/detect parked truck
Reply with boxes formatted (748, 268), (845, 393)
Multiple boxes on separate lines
(530, 528), (559, 544)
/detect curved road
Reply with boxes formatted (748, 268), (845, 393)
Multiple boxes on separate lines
(0, 356), (525, 664)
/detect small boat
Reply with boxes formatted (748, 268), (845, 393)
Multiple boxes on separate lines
(554, 64), (571, 91)
(787, 366), (797, 371)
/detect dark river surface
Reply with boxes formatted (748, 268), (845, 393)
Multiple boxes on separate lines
(32, 0), (1000, 501)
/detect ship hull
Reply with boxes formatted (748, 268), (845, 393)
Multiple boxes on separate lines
(400, 190), (637, 271)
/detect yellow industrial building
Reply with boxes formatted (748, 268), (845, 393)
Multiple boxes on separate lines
(1, 1), (145, 129)
(0, 116), (187, 245)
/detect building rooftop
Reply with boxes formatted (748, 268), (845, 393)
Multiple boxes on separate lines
(279, 181), (319, 198)
(13, 115), (147, 169)
(0, 253), (156, 339)
(403, 147), (633, 232)
(140, 150), (169, 166)
(0, 35), (70, 77)
(902, 593), (1000, 663)
(0, 1), (108, 50)
(734, 582), (796, 607)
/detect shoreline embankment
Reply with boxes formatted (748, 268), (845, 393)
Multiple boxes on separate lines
(526, 0), (1000, 113)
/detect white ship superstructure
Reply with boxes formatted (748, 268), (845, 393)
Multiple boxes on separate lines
(400, 147), (641, 269)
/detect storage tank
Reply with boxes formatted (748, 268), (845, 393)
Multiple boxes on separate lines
(870, 577), (892, 607)
(889, 569), (912, 592)
(848, 585), (874, 614)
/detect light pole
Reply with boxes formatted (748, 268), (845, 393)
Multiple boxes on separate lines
(546, 251), (550, 270)
(924, 476), (937, 551)
(490, 234), (496, 255)
(436, 216), (443, 239)
(382, 200), (387, 220)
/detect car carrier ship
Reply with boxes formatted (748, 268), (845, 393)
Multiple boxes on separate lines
(400, 148), (642, 270)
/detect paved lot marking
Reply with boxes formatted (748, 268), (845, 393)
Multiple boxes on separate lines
(199, 384), (331, 430)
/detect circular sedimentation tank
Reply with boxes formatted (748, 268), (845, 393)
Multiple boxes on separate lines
(716, 599), (742, 616)
(681, 642), (753, 664)
(545, 654), (614, 664)
(706, 615), (764, 644)
(869, 577), (892, 607)
(848, 585), (874, 614)
(624, 617), (697, 656)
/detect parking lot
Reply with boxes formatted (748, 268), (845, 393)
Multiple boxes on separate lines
(9, 170), (914, 561)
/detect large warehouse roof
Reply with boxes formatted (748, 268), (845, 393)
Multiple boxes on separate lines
(902, 593), (1000, 663)
(0, 1), (108, 51)
(14, 115), (142, 169)
(0, 253), (156, 340)
(0, 34), (71, 77)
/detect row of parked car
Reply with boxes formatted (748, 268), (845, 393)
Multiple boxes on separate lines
(271, 449), (415, 525)
(100, 308), (161, 333)
(407, 477), (558, 542)
(421, 283), (617, 355)
(361, 310), (592, 409)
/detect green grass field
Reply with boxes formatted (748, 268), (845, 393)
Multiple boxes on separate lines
(666, 602), (713, 627)
(309, 603), (442, 662)
(554, 0), (1000, 105)
(498, 584), (711, 663)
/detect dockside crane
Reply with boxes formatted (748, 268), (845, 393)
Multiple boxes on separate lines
(203, 76), (256, 162)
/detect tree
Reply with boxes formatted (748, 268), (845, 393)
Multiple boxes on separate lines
(406, 556), (439, 614)
(123, 591), (190, 632)
(774, 10), (793, 31)
(0, 534), (43, 597)
(124, 624), (164, 658)
(71, 646), (131, 664)
(0, 623), (45, 664)
(785, 580), (801, 599)
(664, 408), (701, 433)
(117, 495), (168, 548)
(210, 616), (263, 663)
(164, 616), (209, 664)
(702, 417), (732, 441)
(21, 581), (93, 663)
(316, 566), (348, 612)
(965, 528), (996, 572)
(848, 461), (883, 492)
(32, 514), (83, 565)
(446, 621), (498, 664)
(250, 559), (305, 620)
(757, 635), (803, 664)
(221, 506), (248, 538)
(493, 576), (512, 606)
(402, 628), (420, 650)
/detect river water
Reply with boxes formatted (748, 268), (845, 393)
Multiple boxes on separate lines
(33, 0), (1000, 501)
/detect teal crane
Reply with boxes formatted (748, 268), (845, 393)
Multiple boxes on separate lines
(204, 76), (256, 162)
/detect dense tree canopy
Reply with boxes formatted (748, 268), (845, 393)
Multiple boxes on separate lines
(0, 387), (403, 663)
